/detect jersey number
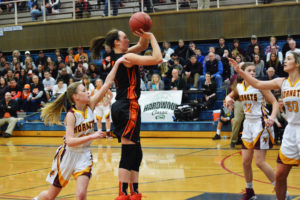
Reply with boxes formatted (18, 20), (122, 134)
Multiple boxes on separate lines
(244, 103), (253, 113)
(285, 101), (299, 113)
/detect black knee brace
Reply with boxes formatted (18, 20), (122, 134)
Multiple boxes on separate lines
(132, 143), (143, 172)
(119, 144), (136, 170)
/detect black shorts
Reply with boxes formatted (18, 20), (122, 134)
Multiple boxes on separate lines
(111, 100), (141, 143)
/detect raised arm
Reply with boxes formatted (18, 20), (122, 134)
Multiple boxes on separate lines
(127, 30), (149, 54)
(229, 58), (284, 90)
(261, 90), (279, 127)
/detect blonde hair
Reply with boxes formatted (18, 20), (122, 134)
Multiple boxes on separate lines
(82, 75), (91, 90)
(41, 82), (81, 125)
(151, 74), (161, 84)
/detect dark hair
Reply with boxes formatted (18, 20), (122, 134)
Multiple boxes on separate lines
(90, 29), (119, 59)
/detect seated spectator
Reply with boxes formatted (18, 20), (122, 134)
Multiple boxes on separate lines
(231, 39), (245, 58)
(202, 72), (216, 110)
(54, 55), (62, 67)
(263, 67), (278, 81)
(215, 37), (229, 57)
(11, 56), (23, 71)
(286, 39), (300, 57)
(74, 61), (87, 81)
(274, 97), (287, 144)
(266, 53), (286, 78)
(0, 56), (7, 69)
(51, 79), (67, 100)
(204, 47), (221, 62)
(81, 75), (94, 94)
(12, 50), (21, 62)
(48, 62), (58, 79)
(75, 0), (91, 18)
(282, 35), (300, 58)
(175, 39), (188, 65)
(29, 75), (44, 112)
(24, 51), (31, 60)
(101, 45), (113, 80)
(66, 55), (76, 73)
(1, 62), (11, 77)
(245, 35), (264, 61)
(13, 62), (22, 74)
(68, 77), (74, 85)
(266, 45), (283, 64)
(79, 55), (89, 70)
(186, 42), (196, 61)
(87, 63), (100, 81)
(43, 71), (56, 101)
(171, 58), (183, 75)
(5, 69), (14, 83)
(24, 56), (36, 70)
(253, 54), (265, 80)
(33, 64), (45, 80)
(58, 62), (72, 75)
(0, 77), (8, 99)
(212, 101), (234, 140)
(265, 36), (280, 56)
(0, 92), (19, 138)
(45, 0), (60, 14)
(170, 68), (186, 90)
(247, 44), (263, 62)
(56, 68), (71, 84)
(199, 52), (223, 89)
(147, 74), (164, 91)
(35, 50), (48, 66)
(183, 55), (202, 89)
(20, 84), (31, 112)
(195, 48), (205, 68)
(54, 49), (63, 62)
(163, 41), (174, 62)
(29, 0), (48, 21)
(74, 46), (89, 63)
(7, 79), (21, 102)
(65, 47), (75, 64)
(19, 69), (29, 87)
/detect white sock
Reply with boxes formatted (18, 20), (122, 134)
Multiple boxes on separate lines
(246, 182), (253, 188)
(33, 197), (38, 200)
(272, 181), (276, 187)
(216, 129), (221, 135)
(106, 129), (110, 132)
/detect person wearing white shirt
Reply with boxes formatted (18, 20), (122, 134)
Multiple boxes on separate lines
(43, 71), (56, 101)
(163, 41), (174, 62)
(51, 79), (67, 101)
(266, 45), (283, 64)
(285, 39), (300, 57)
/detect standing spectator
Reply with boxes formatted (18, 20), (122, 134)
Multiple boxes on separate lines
(29, 75), (44, 112)
(253, 54), (265, 80)
(221, 49), (231, 85)
(45, 0), (60, 14)
(266, 45), (283, 64)
(0, 0), (13, 13)
(75, 0), (91, 18)
(212, 101), (234, 140)
(74, 46), (89, 63)
(266, 53), (286, 77)
(29, 0), (48, 21)
(199, 52), (223, 89)
(163, 41), (174, 62)
(215, 37), (229, 57)
(0, 92), (19, 138)
(74, 61), (87, 81)
(274, 97), (287, 145)
(51, 79), (67, 100)
(245, 35), (264, 61)
(231, 39), (245, 58)
(282, 35), (300, 58)
(204, 47), (221, 62)
(0, 77), (8, 99)
(147, 74), (164, 91)
(139, 0), (153, 13)
(56, 68), (71, 84)
(42, 71), (56, 101)
(35, 50), (48, 67)
(183, 55), (202, 89)
(265, 36), (280, 56)
(202, 72), (216, 110)
(170, 68), (186, 90)
(198, 0), (210, 8)
(104, 0), (119, 16)
(175, 39), (188, 65)
(285, 39), (300, 57)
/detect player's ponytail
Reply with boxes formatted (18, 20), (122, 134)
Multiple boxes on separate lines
(41, 82), (81, 125)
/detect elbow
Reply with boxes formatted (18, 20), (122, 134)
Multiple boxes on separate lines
(156, 57), (163, 64)
(65, 138), (75, 147)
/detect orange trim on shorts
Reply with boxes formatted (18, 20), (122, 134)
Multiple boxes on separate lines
(57, 145), (69, 187)
(279, 149), (300, 165)
(122, 101), (139, 140)
(127, 68), (137, 100)
(73, 159), (93, 179)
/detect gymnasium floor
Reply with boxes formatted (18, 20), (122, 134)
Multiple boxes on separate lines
(0, 137), (299, 200)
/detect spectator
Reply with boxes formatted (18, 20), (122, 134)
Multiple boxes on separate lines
(282, 35), (300, 58)
(170, 68), (186, 90)
(163, 41), (174, 62)
(0, 92), (19, 138)
(74, 46), (89, 63)
(202, 72), (216, 110)
(183, 55), (202, 89)
(1, 62), (11, 77)
(101, 45), (113, 80)
(56, 68), (71, 84)
(68, 77), (74, 85)
(51, 79), (67, 100)
(263, 66), (278, 81)
(20, 84), (31, 112)
(33, 64), (45, 80)
(42, 71), (56, 101)
(13, 62), (22, 73)
(87, 63), (100, 81)
(274, 97), (287, 144)
(19, 69), (29, 87)
(286, 39), (300, 57)
(266, 45), (283, 64)
(66, 55), (76, 72)
(265, 36), (280, 56)
(35, 50), (48, 66)
(54, 55), (63, 67)
(29, 0), (48, 21)
(79, 55), (89, 70)
(171, 58), (183, 75)
(185, 42), (196, 61)
(24, 56), (36, 70)
(195, 48), (205, 68)
(45, 0), (60, 14)
(0, 77), (8, 99)
(215, 37), (229, 57)
(198, 0), (210, 9)
(5, 69), (14, 83)
(11, 56), (23, 71)
(65, 47), (75, 63)
(24, 51), (31, 59)
(253, 54), (265, 80)
(266, 53), (286, 77)
(204, 46), (221, 62)
(75, 0), (91, 18)
(81, 75), (94, 94)
(29, 75), (44, 112)
(74, 61), (87, 81)
(175, 39), (188, 65)
(0, 56), (7, 69)
(199, 52), (223, 89)
(7, 79), (21, 102)
(221, 49), (231, 84)
(48, 62), (58, 79)
(147, 74), (164, 91)
(245, 35), (264, 61)
(58, 62), (72, 75)
(104, 0), (118, 16)
(12, 50), (21, 62)
(231, 39), (245, 58)
(0, 0), (13, 13)
(212, 101), (234, 140)
(139, 0), (153, 13)
(247, 44), (263, 62)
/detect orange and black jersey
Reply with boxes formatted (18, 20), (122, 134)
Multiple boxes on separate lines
(112, 53), (141, 101)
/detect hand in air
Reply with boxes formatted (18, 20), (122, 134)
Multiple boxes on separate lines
(228, 58), (242, 73)
(134, 28), (152, 39)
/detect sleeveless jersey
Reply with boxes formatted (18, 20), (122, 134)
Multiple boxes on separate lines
(67, 106), (95, 150)
(237, 81), (268, 119)
(281, 78), (300, 125)
(112, 53), (141, 101)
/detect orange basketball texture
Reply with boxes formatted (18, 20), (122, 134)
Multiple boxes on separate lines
(129, 12), (152, 33)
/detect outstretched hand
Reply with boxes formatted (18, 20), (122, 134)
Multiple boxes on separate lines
(228, 58), (243, 73)
(133, 28), (152, 40)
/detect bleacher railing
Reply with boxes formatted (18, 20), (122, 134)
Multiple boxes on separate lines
(0, 0), (299, 25)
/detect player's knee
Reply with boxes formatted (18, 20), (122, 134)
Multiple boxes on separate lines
(132, 143), (143, 172)
(255, 160), (264, 169)
(119, 144), (136, 170)
(242, 159), (251, 167)
(76, 190), (87, 200)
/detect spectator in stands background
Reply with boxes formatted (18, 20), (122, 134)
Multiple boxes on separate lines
(139, 0), (153, 13)
(51, 79), (67, 100)
(8, 79), (21, 103)
(35, 50), (48, 66)
(186, 42), (196, 61)
(285, 39), (300, 57)
(82, 75), (94, 94)
(282, 35), (300, 58)
(29, 75), (44, 112)
(65, 47), (75, 63)
(45, 0), (60, 14)
(204, 47), (221, 62)
(48, 62), (58, 79)
(19, 69), (29, 87)
(175, 39), (187, 65)
(265, 53), (286, 77)
(25, 56), (36, 70)
(87, 63), (100, 81)
(263, 66), (278, 81)
(74, 46), (89, 63)
(0, 0), (13, 13)
(104, 0), (119, 16)
(56, 67), (70, 84)
(170, 68), (186, 90)
(0, 92), (19, 138)
(202, 72), (216, 110)
(11, 56), (23, 71)
(74, 61), (87, 81)
(5, 70), (14, 83)
(170, 58), (183, 75)
(215, 37), (229, 57)
(195, 48), (205, 68)
(183, 55), (202, 89)
(79, 55), (89, 70)
(54, 55), (62, 67)
(253, 54), (264, 80)
(13, 62), (22, 74)
(212, 100), (234, 140)
(163, 41), (174, 62)
(147, 74), (164, 91)
(245, 35), (264, 61)
(66, 55), (76, 72)
(231, 39), (245, 58)
(101, 45), (113, 80)
(24, 51), (31, 59)
(33, 64), (45, 80)
(274, 97), (287, 145)
(58, 61), (72, 75)
(0, 56), (6, 69)
(75, 0), (91, 18)
(0, 77), (8, 99)
(29, 0), (48, 21)
(2, 62), (11, 77)
(221, 49), (231, 87)
(266, 45), (283, 64)
(43, 71), (56, 101)
(198, 0), (210, 9)
(265, 36), (280, 56)
(199, 52), (223, 89)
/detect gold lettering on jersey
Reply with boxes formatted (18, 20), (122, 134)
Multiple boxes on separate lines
(239, 94), (258, 102)
(74, 120), (95, 134)
(282, 89), (300, 98)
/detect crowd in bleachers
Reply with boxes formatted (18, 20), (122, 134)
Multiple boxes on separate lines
(0, 35), (299, 114)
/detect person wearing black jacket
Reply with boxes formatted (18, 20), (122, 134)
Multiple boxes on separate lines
(183, 55), (202, 89)
(170, 68), (186, 90)
(202, 72), (216, 110)
(175, 39), (188, 65)
(245, 35), (264, 61)
(0, 92), (19, 137)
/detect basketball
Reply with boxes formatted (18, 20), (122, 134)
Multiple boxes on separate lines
(129, 12), (152, 33)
